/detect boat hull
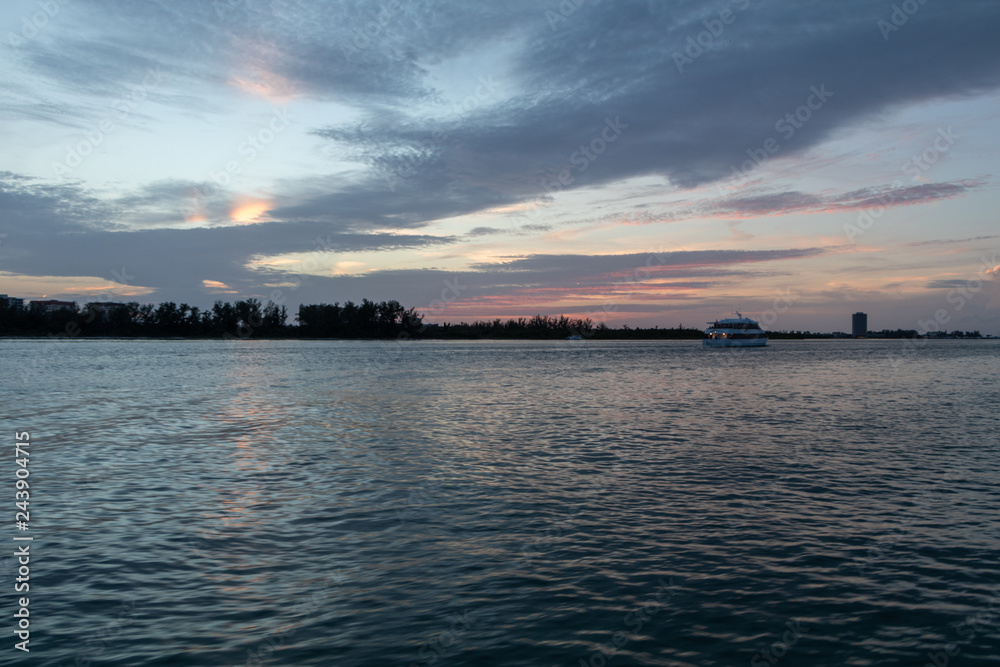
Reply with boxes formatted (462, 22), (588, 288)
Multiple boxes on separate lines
(702, 337), (768, 347)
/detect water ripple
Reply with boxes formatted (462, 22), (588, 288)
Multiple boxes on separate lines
(2, 339), (998, 665)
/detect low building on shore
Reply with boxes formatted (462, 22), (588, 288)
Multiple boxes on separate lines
(30, 299), (77, 313)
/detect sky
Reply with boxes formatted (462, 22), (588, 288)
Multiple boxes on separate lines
(1, 0), (999, 333)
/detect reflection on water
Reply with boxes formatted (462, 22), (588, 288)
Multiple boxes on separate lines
(3, 339), (999, 666)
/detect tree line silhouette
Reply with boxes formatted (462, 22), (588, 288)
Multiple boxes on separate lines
(4, 298), (983, 339)
(1, 299), (292, 338)
(0, 298), (707, 339)
(0, 298), (429, 338)
(425, 316), (704, 340)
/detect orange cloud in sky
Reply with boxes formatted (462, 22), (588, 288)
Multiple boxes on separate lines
(0, 272), (154, 300)
(229, 75), (297, 102)
(229, 198), (272, 224)
(420, 281), (711, 320)
(227, 40), (297, 102)
(203, 280), (238, 294)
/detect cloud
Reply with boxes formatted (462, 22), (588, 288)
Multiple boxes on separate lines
(0, 171), (121, 233)
(469, 248), (823, 275)
(202, 279), (237, 294)
(467, 226), (504, 236)
(0, 172), (454, 300)
(14, 1), (994, 230)
(194, 245), (815, 321)
(288, 0), (1000, 223)
(3, 1), (1000, 323)
(906, 235), (1000, 247)
(701, 180), (983, 219)
(926, 279), (975, 289)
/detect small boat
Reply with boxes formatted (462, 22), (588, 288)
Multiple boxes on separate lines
(703, 312), (768, 347)
(566, 334), (583, 340)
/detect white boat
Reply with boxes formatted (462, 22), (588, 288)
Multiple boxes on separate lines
(703, 312), (768, 347)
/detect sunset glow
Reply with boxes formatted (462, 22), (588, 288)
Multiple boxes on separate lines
(0, 1), (997, 334)
(229, 199), (273, 225)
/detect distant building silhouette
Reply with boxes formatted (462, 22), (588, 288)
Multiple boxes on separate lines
(31, 299), (77, 313)
(86, 302), (128, 316)
(852, 312), (867, 338)
(0, 294), (24, 311)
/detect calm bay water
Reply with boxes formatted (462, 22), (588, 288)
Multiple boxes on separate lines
(3, 338), (999, 666)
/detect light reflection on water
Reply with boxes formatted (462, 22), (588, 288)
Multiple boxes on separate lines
(2, 338), (999, 666)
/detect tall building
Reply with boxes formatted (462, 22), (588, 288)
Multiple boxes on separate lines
(0, 294), (24, 311)
(852, 312), (868, 338)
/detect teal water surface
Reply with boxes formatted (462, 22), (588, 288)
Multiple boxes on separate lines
(3, 339), (999, 666)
